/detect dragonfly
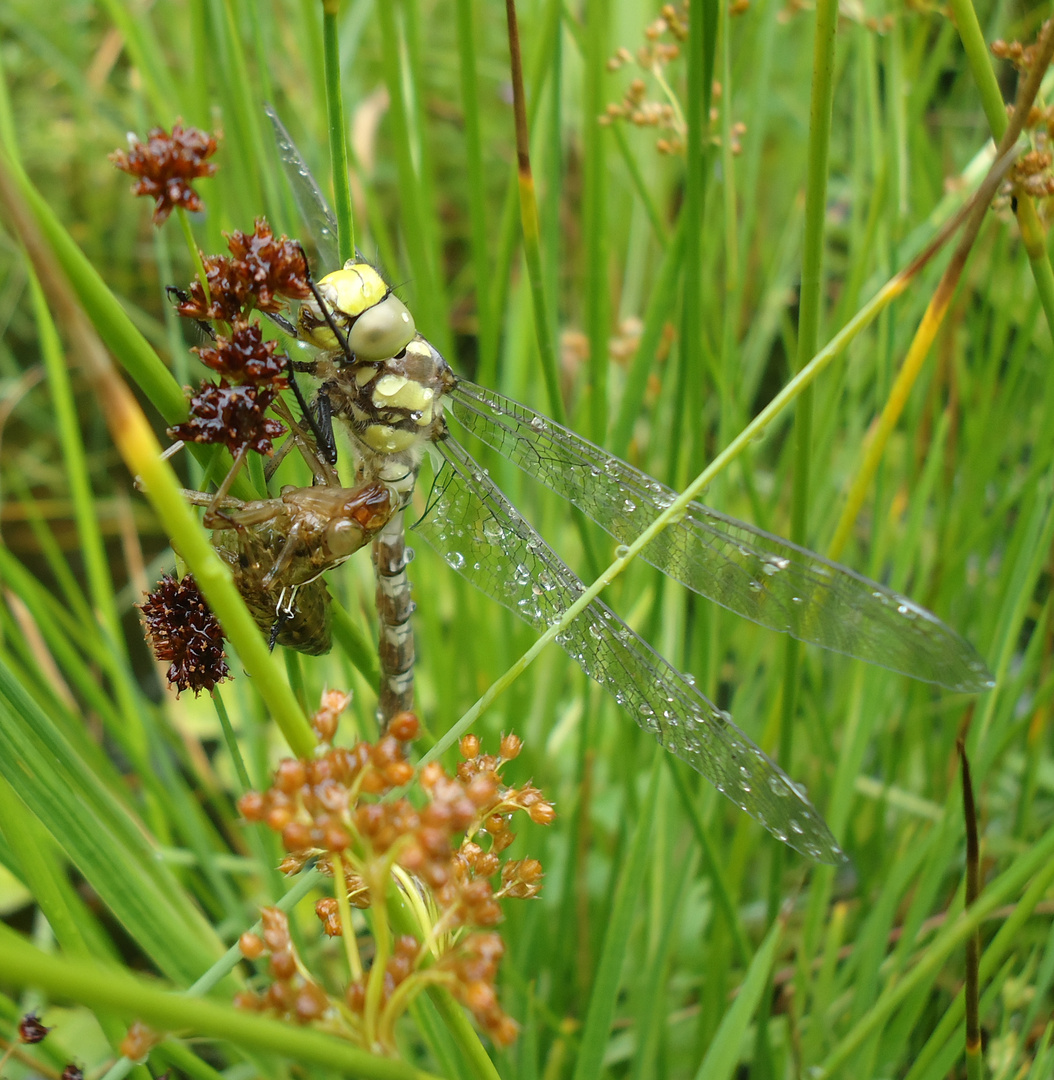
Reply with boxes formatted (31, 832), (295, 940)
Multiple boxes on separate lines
(261, 108), (992, 863)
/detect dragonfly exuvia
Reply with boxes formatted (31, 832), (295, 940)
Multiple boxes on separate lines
(253, 108), (993, 863)
(185, 478), (398, 655)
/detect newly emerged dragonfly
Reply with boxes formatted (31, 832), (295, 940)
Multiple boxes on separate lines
(263, 109), (992, 862)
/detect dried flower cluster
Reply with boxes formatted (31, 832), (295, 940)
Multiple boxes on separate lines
(1006, 148), (1054, 200)
(235, 693), (553, 1050)
(175, 219), (311, 324)
(139, 572), (229, 694)
(234, 907), (332, 1023)
(170, 379), (287, 457)
(110, 123), (218, 224)
(17, 1013), (50, 1044)
(601, 4), (745, 156)
(167, 219), (311, 458)
(991, 25), (1054, 210)
(992, 27), (1051, 74)
(1008, 104), (1054, 142)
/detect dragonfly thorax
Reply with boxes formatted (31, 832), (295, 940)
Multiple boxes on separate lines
(320, 333), (454, 460)
(297, 260), (415, 360)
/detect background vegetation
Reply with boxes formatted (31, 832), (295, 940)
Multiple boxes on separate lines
(0, 0), (1052, 1077)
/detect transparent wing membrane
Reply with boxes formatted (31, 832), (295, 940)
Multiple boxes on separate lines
(266, 105), (341, 270)
(448, 380), (993, 693)
(414, 436), (843, 863)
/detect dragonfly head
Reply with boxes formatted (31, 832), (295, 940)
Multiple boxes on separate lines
(298, 260), (416, 361)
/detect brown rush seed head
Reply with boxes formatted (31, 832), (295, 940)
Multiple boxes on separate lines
(499, 733), (522, 760)
(175, 219), (310, 325)
(238, 789), (265, 821)
(239, 932), (265, 960)
(18, 1012), (50, 1043)
(311, 689), (351, 743)
(315, 897), (342, 936)
(235, 720), (553, 1048)
(168, 381), (285, 455)
(233, 989), (263, 1011)
(260, 906), (291, 947)
(140, 572), (229, 694)
(269, 948), (297, 980)
(991, 34), (1042, 73)
(193, 321), (289, 387)
(224, 218), (311, 312)
(294, 981), (330, 1023)
(388, 710), (420, 742)
(110, 122), (218, 225)
(175, 253), (255, 323)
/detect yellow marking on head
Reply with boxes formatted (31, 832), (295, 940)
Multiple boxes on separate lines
(323, 263), (389, 316)
(297, 262), (391, 350)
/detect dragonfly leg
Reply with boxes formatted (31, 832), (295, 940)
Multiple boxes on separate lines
(202, 495), (286, 533)
(182, 488), (246, 511)
(262, 520), (304, 588)
(268, 586), (300, 651)
(289, 370), (339, 467)
(268, 395), (340, 485)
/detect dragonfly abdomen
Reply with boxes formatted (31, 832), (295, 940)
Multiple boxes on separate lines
(373, 512), (416, 725)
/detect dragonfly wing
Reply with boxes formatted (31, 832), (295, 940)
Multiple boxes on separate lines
(413, 434), (843, 863)
(265, 104), (341, 271)
(448, 381), (992, 693)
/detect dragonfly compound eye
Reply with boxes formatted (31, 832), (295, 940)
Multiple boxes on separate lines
(347, 293), (415, 362)
(297, 261), (416, 360)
